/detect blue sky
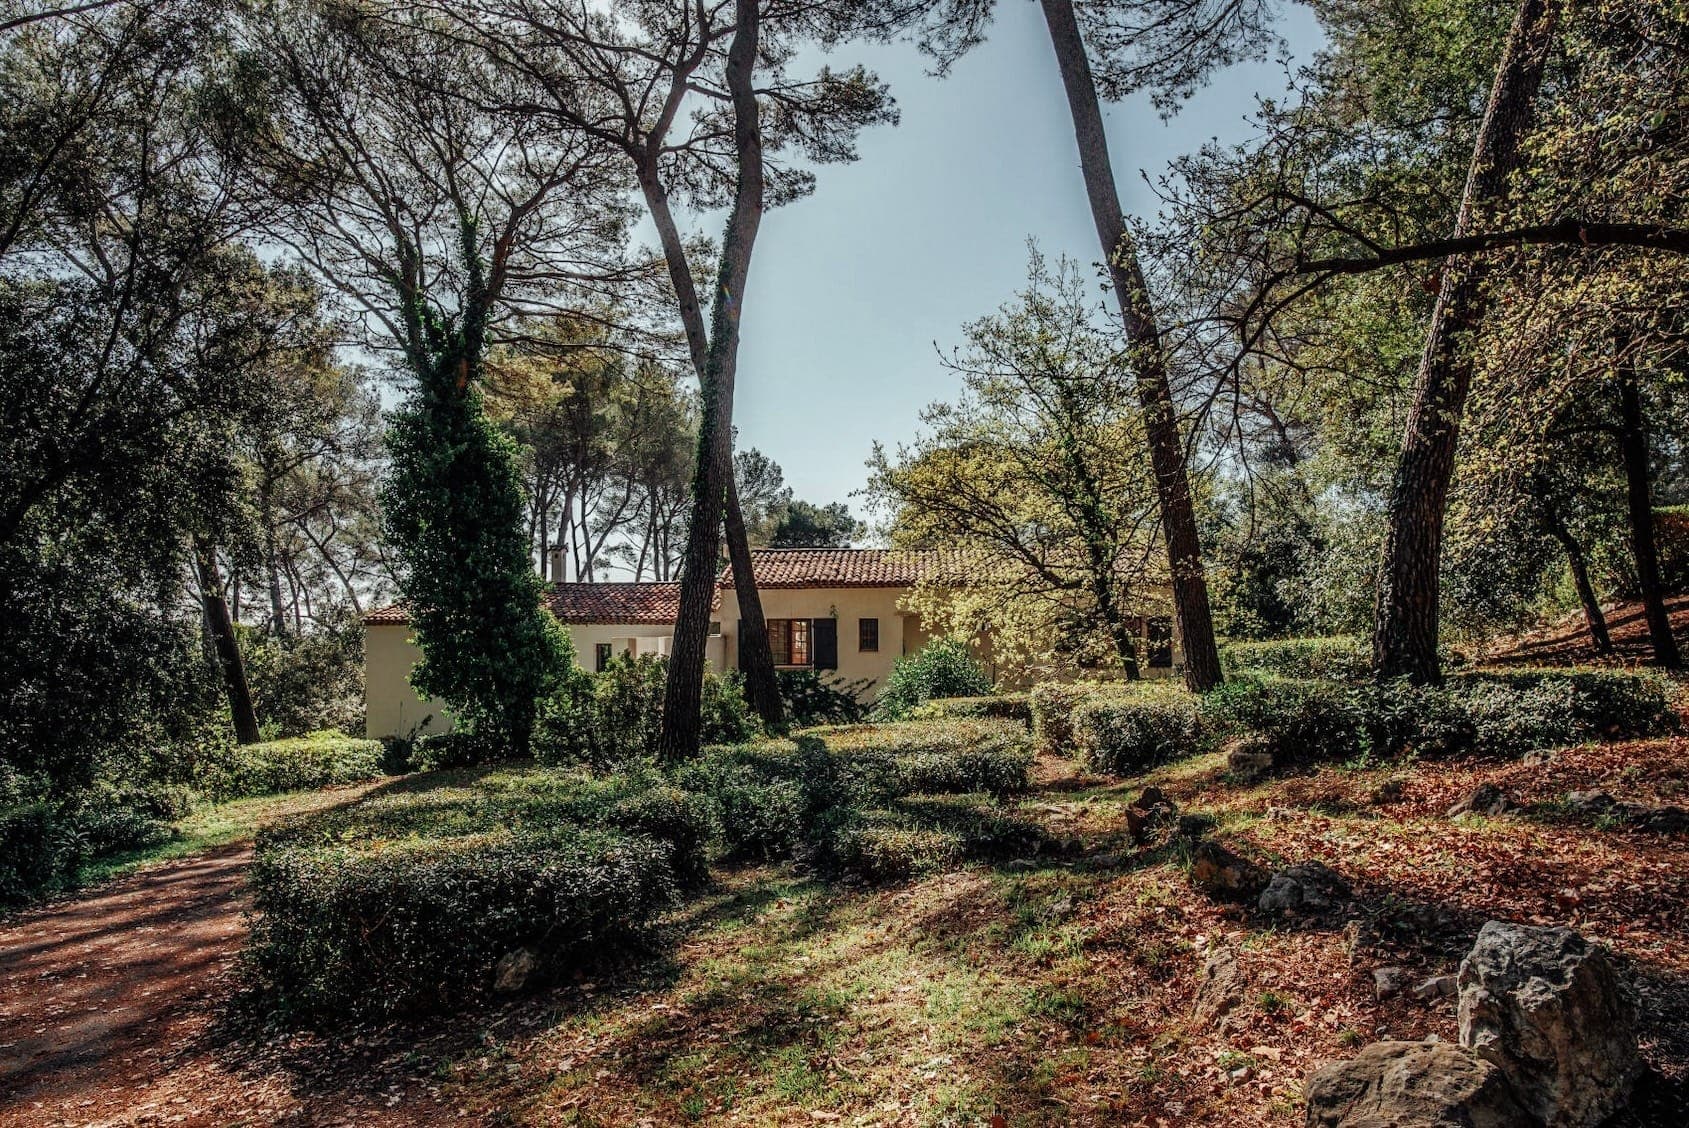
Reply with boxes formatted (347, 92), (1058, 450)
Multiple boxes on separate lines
(722, 1), (1326, 529)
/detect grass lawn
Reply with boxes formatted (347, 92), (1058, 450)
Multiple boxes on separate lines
(76, 778), (393, 886)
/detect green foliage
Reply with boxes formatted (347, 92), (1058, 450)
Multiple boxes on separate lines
(249, 824), (676, 1020)
(1028, 680), (1140, 754)
(872, 638), (994, 720)
(1449, 667), (1678, 741)
(1221, 637), (1372, 682)
(409, 729), (505, 772)
(1202, 675), (1368, 762)
(0, 803), (75, 906)
(908, 694), (1034, 728)
(237, 618), (364, 739)
(197, 730), (386, 801)
(803, 720), (1034, 798)
(533, 655), (760, 768)
(1071, 690), (1212, 775)
(777, 669), (870, 727)
(381, 375), (570, 754)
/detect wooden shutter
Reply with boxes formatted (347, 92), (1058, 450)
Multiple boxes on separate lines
(812, 617), (838, 670)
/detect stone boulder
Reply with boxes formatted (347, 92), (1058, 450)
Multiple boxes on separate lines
(1458, 922), (1641, 1127)
(1187, 839), (1268, 901)
(1304, 1040), (1535, 1128)
(493, 947), (539, 994)
(1447, 783), (1516, 819)
(1191, 944), (1242, 1029)
(1259, 861), (1352, 919)
(1226, 734), (1278, 783)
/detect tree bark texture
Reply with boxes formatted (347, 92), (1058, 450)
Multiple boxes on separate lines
(725, 477), (785, 728)
(1538, 495), (1612, 655)
(659, 0), (765, 758)
(1372, 0), (1559, 684)
(1038, 0), (1223, 692)
(1617, 367), (1681, 667)
(196, 541), (262, 745)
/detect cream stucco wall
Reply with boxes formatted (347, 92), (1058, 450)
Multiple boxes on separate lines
(364, 624), (453, 740)
(716, 586), (918, 699)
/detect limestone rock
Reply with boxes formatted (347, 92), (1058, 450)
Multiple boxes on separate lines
(1192, 944), (1243, 1029)
(493, 947), (539, 994)
(1564, 790), (1618, 818)
(1304, 1040), (1535, 1128)
(1188, 839), (1267, 901)
(1373, 966), (1408, 1000)
(1447, 783), (1516, 819)
(1458, 921), (1641, 1127)
(1412, 974), (1458, 1001)
(1258, 861), (1351, 918)
(1225, 734), (1278, 783)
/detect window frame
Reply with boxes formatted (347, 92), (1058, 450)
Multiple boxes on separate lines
(858, 617), (879, 652)
(764, 618), (814, 668)
(594, 642), (613, 672)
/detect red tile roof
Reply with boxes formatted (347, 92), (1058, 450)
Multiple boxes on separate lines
(722, 548), (932, 589)
(365, 582), (689, 627)
(365, 551), (926, 626)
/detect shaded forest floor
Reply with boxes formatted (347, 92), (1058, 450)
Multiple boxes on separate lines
(1481, 593), (1689, 667)
(4, 698), (1689, 1125)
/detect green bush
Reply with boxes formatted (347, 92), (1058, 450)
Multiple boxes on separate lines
(1072, 690), (1211, 775)
(778, 669), (871, 727)
(1028, 681), (1144, 753)
(872, 638), (993, 720)
(0, 802), (74, 906)
(822, 797), (1050, 883)
(198, 730), (385, 800)
(1221, 637), (1371, 682)
(1449, 668), (1677, 740)
(803, 719), (1033, 797)
(828, 820), (963, 883)
(248, 824), (676, 1020)
(238, 615), (364, 739)
(909, 694), (1034, 728)
(605, 784), (716, 889)
(534, 656), (760, 767)
(1202, 675), (1366, 761)
(409, 729), (505, 772)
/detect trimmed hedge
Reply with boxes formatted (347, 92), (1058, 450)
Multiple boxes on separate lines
(801, 719), (1034, 798)
(1221, 637), (1371, 682)
(199, 730), (385, 800)
(1072, 690), (1212, 775)
(1448, 668), (1676, 741)
(909, 694), (1034, 728)
(248, 825), (676, 1020)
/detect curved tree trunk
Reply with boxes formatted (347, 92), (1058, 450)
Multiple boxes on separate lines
(659, 0), (765, 758)
(1037, 0), (1222, 692)
(196, 540), (261, 745)
(1537, 493), (1612, 656)
(725, 478), (785, 729)
(1618, 365), (1681, 668)
(1372, 0), (1559, 684)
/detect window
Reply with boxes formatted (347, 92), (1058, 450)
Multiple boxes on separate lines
(858, 617), (879, 652)
(765, 619), (812, 667)
(1146, 618), (1173, 669)
(594, 642), (612, 672)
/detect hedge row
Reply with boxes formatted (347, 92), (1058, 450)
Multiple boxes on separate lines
(197, 730), (385, 801)
(908, 694), (1034, 728)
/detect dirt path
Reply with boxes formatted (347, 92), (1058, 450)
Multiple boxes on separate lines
(0, 794), (477, 1127)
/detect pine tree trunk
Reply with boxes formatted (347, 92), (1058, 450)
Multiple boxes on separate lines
(725, 478), (786, 729)
(262, 479), (287, 636)
(196, 540), (261, 745)
(1037, 0), (1222, 693)
(1618, 366), (1681, 668)
(1538, 495), (1612, 655)
(659, 0), (765, 758)
(1373, 0), (1559, 684)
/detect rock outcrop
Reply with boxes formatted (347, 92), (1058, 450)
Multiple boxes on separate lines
(1304, 1040), (1535, 1128)
(1458, 921), (1641, 1127)
(1258, 861), (1351, 919)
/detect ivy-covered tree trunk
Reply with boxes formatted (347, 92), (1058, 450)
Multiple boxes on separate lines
(1038, 0), (1223, 693)
(195, 540), (261, 745)
(382, 305), (568, 755)
(1372, 0), (1559, 684)
(725, 478), (785, 730)
(659, 0), (766, 759)
(1617, 365), (1681, 668)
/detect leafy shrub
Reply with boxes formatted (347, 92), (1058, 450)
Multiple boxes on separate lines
(1202, 675), (1366, 762)
(909, 694), (1034, 728)
(238, 615), (364, 739)
(248, 824), (676, 1020)
(605, 784), (716, 889)
(1221, 637), (1371, 682)
(872, 638), (993, 720)
(198, 730), (385, 800)
(778, 669), (870, 727)
(409, 729), (504, 772)
(1449, 668), (1676, 740)
(0, 802), (74, 906)
(822, 797), (1050, 883)
(828, 820), (963, 883)
(803, 719), (1033, 797)
(534, 656), (760, 766)
(1072, 690), (1211, 775)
